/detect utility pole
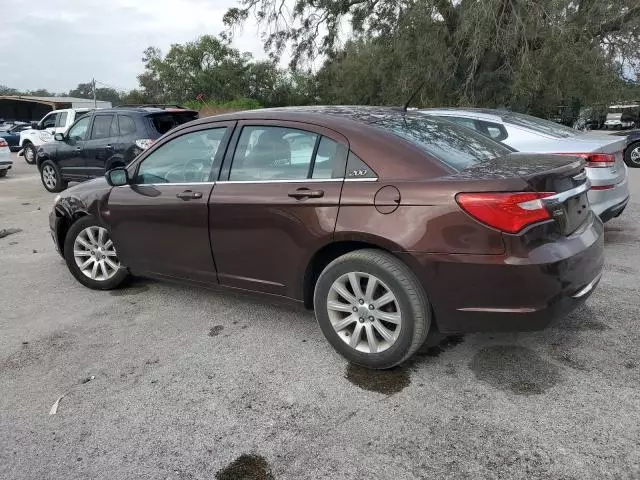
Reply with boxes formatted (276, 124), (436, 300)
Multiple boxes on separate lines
(92, 78), (97, 108)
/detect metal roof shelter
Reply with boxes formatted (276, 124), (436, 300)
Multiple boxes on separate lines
(0, 96), (112, 122)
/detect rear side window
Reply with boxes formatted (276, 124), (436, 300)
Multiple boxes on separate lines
(56, 112), (68, 127)
(118, 115), (136, 136)
(477, 120), (508, 142)
(91, 115), (115, 140)
(374, 116), (511, 170)
(346, 152), (377, 179)
(149, 112), (199, 135)
(503, 113), (578, 138)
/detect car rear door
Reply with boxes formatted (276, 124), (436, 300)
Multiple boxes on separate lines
(84, 114), (117, 177)
(208, 120), (348, 300)
(107, 122), (234, 284)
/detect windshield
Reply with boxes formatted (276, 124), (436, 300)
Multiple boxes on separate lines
(503, 112), (579, 138)
(374, 115), (511, 170)
(149, 112), (199, 135)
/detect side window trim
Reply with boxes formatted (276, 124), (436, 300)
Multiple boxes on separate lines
(306, 135), (322, 179)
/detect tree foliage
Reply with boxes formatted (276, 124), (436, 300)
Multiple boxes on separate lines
(225, 0), (640, 115)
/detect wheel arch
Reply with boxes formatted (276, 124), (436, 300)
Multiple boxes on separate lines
(53, 202), (90, 255)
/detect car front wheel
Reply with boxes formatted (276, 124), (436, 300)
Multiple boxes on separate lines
(313, 249), (430, 369)
(624, 141), (640, 168)
(63, 216), (129, 290)
(40, 160), (68, 192)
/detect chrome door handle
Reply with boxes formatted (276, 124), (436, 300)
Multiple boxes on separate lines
(176, 190), (203, 200)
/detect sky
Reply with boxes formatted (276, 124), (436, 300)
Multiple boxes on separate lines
(0, 0), (271, 93)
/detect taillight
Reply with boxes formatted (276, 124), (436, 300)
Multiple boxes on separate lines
(557, 153), (615, 168)
(135, 139), (154, 150)
(0, 139), (7, 147)
(456, 192), (555, 234)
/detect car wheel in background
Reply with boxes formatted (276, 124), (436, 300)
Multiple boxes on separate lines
(23, 143), (37, 164)
(40, 160), (68, 192)
(0, 169), (7, 177)
(313, 249), (430, 369)
(63, 216), (129, 290)
(624, 141), (640, 168)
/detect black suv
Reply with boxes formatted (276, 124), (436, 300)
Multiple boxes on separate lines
(37, 106), (199, 192)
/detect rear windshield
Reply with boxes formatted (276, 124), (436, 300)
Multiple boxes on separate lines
(374, 116), (511, 170)
(503, 112), (579, 138)
(148, 112), (199, 135)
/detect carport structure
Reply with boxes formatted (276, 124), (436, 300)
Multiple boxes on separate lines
(0, 96), (112, 122)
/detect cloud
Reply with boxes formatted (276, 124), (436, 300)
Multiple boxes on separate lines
(1, 0), (269, 93)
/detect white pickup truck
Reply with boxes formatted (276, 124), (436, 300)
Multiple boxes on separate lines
(19, 108), (93, 164)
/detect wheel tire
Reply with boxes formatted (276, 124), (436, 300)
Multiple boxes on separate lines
(313, 249), (430, 369)
(0, 169), (7, 178)
(624, 141), (640, 168)
(40, 160), (67, 192)
(23, 142), (37, 164)
(63, 216), (129, 290)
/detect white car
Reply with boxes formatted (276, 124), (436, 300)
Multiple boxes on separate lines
(19, 108), (93, 164)
(0, 137), (12, 177)
(419, 108), (630, 222)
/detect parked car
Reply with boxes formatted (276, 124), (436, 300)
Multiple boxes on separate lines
(19, 108), (93, 164)
(603, 104), (639, 129)
(49, 106), (604, 369)
(419, 108), (629, 222)
(0, 122), (32, 151)
(37, 106), (199, 192)
(0, 137), (12, 177)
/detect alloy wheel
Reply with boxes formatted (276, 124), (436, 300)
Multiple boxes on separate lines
(630, 145), (640, 166)
(42, 165), (57, 190)
(73, 226), (120, 281)
(326, 272), (401, 354)
(25, 146), (34, 162)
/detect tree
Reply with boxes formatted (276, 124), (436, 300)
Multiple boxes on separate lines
(68, 83), (122, 104)
(224, 1), (640, 115)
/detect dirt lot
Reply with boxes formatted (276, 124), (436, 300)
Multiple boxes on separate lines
(1, 154), (639, 479)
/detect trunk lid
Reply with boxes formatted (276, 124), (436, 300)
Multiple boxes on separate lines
(458, 153), (590, 235)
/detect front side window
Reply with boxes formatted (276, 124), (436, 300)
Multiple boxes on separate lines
(67, 116), (91, 141)
(374, 115), (511, 170)
(41, 113), (58, 129)
(136, 128), (226, 184)
(91, 115), (115, 140)
(56, 112), (68, 127)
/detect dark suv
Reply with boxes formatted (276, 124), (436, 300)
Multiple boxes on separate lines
(37, 106), (198, 192)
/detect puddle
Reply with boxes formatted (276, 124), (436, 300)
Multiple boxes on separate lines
(209, 325), (224, 337)
(0, 228), (22, 239)
(470, 345), (560, 395)
(215, 454), (274, 480)
(109, 282), (150, 297)
(345, 363), (410, 395)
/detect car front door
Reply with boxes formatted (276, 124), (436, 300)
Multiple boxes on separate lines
(209, 121), (348, 299)
(107, 123), (234, 284)
(84, 114), (117, 177)
(55, 115), (91, 180)
(41, 112), (58, 134)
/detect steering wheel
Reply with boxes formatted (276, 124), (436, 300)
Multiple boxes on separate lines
(163, 158), (210, 183)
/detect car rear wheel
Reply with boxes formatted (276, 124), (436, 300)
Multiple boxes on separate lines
(64, 216), (129, 290)
(23, 142), (37, 164)
(0, 169), (7, 178)
(40, 160), (67, 192)
(313, 249), (430, 369)
(624, 141), (640, 168)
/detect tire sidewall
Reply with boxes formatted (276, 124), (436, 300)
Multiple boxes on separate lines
(63, 216), (128, 290)
(314, 254), (426, 369)
(24, 143), (36, 164)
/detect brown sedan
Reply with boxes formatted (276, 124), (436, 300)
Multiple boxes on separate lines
(49, 107), (604, 369)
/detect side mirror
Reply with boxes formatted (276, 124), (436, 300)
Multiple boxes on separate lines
(54, 133), (64, 141)
(106, 167), (129, 186)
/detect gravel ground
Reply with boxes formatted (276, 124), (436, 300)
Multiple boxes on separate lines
(1, 154), (639, 480)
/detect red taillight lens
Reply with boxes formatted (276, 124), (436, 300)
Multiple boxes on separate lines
(456, 192), (555, 234)
(0, 139), (8, 147)
(557, 153), (615, 168)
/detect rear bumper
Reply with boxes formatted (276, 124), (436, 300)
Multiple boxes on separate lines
(399, 213), (604, 333)
(0, 160), (12, 170)
(588, 169), (629, 219)
(599, 196), (629, 223)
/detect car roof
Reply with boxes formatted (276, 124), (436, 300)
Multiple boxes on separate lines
(419, 108), (508, 122)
